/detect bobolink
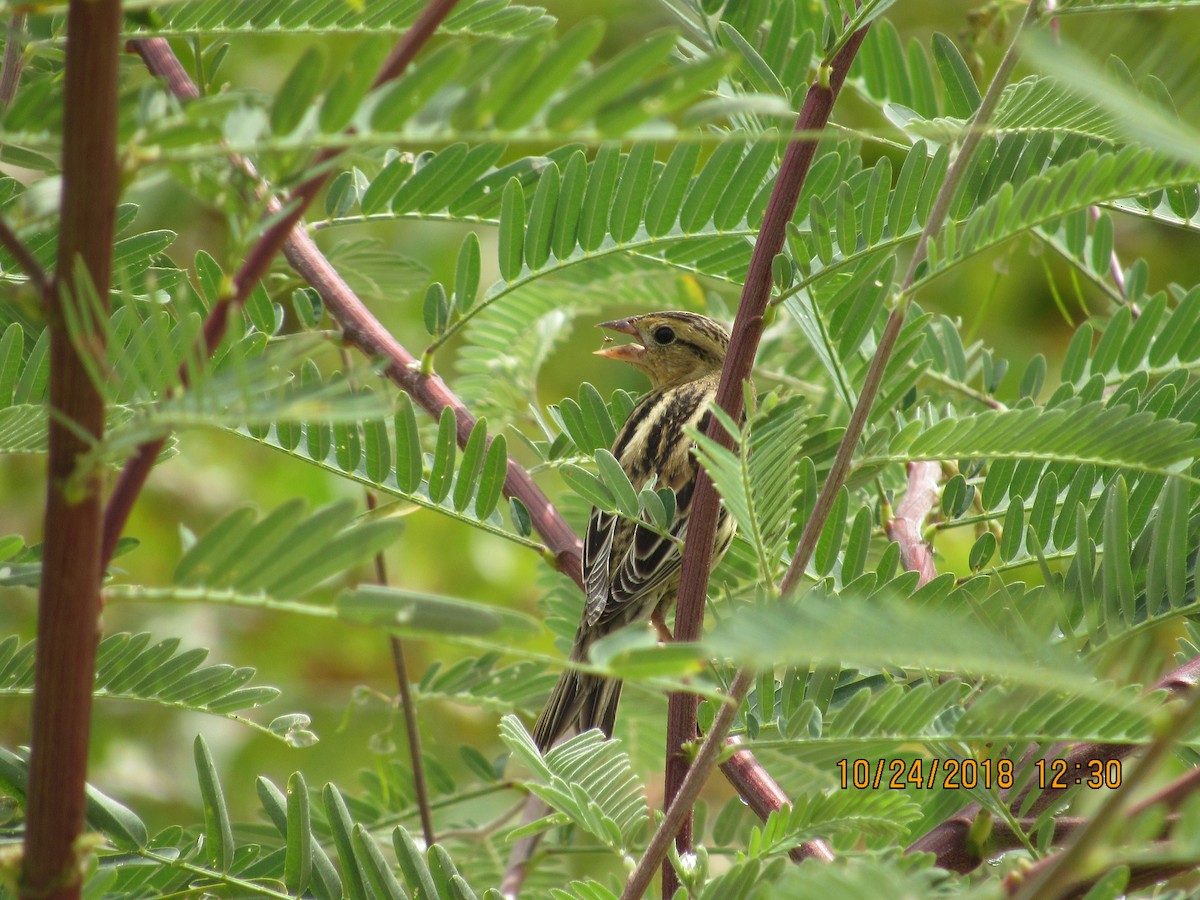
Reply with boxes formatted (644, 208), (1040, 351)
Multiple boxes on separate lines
(533, 311), (737, 750)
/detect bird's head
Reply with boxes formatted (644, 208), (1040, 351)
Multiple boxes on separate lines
(594, 311), (730, 389)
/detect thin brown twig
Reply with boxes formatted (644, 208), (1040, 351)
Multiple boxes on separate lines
(0, 216), (47, 296)
(908, 654), (1200, 872)
(650, 24), (872, 898)
(362, 486), (436, 848)
(280, 226), (584, 584)
(0, 12), (27, 107)
(103, 0), (463, 568)
(719, 737), (834, 864)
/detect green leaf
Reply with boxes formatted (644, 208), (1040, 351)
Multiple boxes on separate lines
(271, 46), (325, 135)
(454, 232), (482, 313)
(285, 772), (312, 895)
(814, 486), (848, 576)
(353, 825), (407, 899)
(718, 21), (785, 97)
(423, 282), (450, 337)
(545, 29), (678, 130)
(579, 382), (617, 449)
(646, 143), (699, 237)
(1102, 477), (1134, 623)
(429, 407), (458, 504)
(561, 463), (616, 511)
(510, 497), (532, 537)
(194, 735), (234, 871)
(524, 161), (560, 270)
(931, 33), (981, 118)
(552, 150), (588, 259)
(337, 585), (538, 637)
(715, 138), (776, 230)
(454, 419), (489, 512)
(363, 418), (390, 484)
(475, 434), (508, 519)
(319, 38), (387, 133)
(498, 177), (526, 281)
(595, 449), (639, 518)
(394, 826), (440, 900)
(495, 19), (606, 130)
(680, 140), (744, 232)
(609, 143), (655, 244)
(370, 43), (466, 131)
(392, 145), (464, 214)
(579, 144), (620, 252)
(361, 155), (413, 216)
(395, 393), (423, 493)
(324, 784), (369, 900)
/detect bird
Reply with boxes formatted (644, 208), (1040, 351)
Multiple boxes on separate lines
(532, 311), (738, 751)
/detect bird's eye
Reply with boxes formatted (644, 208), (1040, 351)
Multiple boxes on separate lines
(653, 326), (675, 345)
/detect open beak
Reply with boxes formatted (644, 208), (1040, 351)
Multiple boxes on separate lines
(593, 317), (646, 362)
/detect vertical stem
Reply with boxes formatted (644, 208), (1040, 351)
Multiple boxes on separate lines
(361, 481), (436, 848)
(0, 12), (27, 107)
(636, 3), (1043, 895)
(20, 3), (122, 899)
(388, 635), (436, 846)
(660, 27), (870, 896)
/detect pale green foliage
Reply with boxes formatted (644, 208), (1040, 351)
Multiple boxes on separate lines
(500, 716), (649, 853)
(0, 633), (315, 745)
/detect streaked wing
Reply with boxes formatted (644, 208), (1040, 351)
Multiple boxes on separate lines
(583, 509), (617, 625)
(582, 378), (717, 628)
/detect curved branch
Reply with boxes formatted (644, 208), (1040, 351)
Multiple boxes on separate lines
(104, 0), (461, 567)
(908, 654), (1200, 873)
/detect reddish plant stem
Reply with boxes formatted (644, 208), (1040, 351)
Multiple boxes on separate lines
(0, 217), (46, 296)
(659, 27), (870, 897)
(884, 460), (942, 586)
(123, 38), (584, 589)
(908, 654), (1200, 872)
(281, 227), (585, 582)
(20, 3), (122, 899)
(0, 12), (27, 106)
(719, 737), (834, 864)
(102, 0), (461, 568)
(643, 1), (1043, 892)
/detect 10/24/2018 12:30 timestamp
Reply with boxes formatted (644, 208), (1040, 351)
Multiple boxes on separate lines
(836, 757), (1124, 790)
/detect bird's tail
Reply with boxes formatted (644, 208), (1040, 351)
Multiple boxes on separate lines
(532, 666), (623, 751)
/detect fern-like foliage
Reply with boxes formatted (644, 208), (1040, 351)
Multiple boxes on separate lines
(499, 715), (649, 856)
(2, 736), (502, 899)
(0, 633), (315, 745)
